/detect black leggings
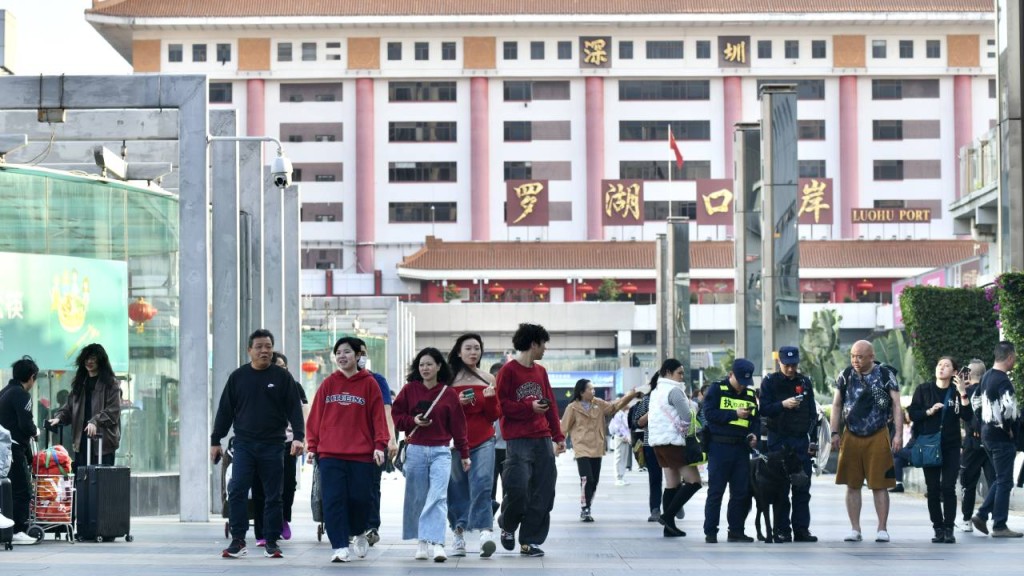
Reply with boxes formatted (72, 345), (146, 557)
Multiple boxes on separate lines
(576, 457), (603, 508)
(644, 445), (663, 512)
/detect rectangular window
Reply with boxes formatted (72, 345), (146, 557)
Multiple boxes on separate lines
(504, 81), (532, 101)
(531, 121), (571, 140)
(503, 41), (518, 60)
(209, 82), (232, 104)
(756, 79), (825, 100)
(798, 120), (826, 140)
(314, 174), (336, 182)
(872, 39), (886, 59)
(644, 200), (696, 221)
(292, 163), (343, 183)
(871, 79), (902, 100)
(902, 120), (941, 139)
(326, 42), (341, 49)
(192, 44), (207, 62)
(902, 79), (940, 98)
(168, 44), (183, 63)
(389, 202), (458, 223)
(619, 120), (710, 141)
(926, 39), (941, 59)
(388, 81), (457, 102)
(300, 202), (344, 223)
(872, 120), (903, 140)
(504, 121), (532, 142)
(388, 122), (457, 143)
(618, 80), (711, 101)
(990, 78), (997, 99)
(302, 42), (317, 61)
(811, 40), (826, 59)
(441, 41), (456, 61)
(531, 41), (545, 60)
(387, 42), (402, 61)
(504, 161), (533, 181)
(532, 80), (570, 100)
(757, 40), (772, 59)
(784, 40), (799, 59)
(280, 83), (343, 103)
(619, 41), (634, 60)
(873, 160), (904, 181)
(696, 40), (711, 59)
(277, 42), (292, 62)
(646, 41), (684, 59)
(557, 41), (572, 60)
(798, 160), (826, 178)
(414, 42), (429, 61)
(216, 43), (231, 63)
(549, 201), (573, 221)
(301, 247), (343, 269)
(899, 40), (914, 58)
(904, 160), (942, 179)
(619, 160), (710, 181)
(388, 162), (457, 183)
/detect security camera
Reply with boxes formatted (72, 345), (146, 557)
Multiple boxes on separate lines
(271, 155), (293, 188)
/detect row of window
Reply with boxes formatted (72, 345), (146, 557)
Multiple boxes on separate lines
(168, 43), (231, 63)
(387, 41), (458, 62)
(499, 41), (575, 61)
(871, 39), (942, 60)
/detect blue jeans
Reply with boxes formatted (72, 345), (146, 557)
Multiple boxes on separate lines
(977, 439), (1016, 529)
(704, 441), (751, 536)
(319, 457), (374, 549)
(227, 440), (284, 541)
(644, 445), (662, 512)
(448, 438), (496, 533)
(403, 444), (452, 543)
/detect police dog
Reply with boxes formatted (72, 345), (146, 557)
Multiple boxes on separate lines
(749, 446), (810, 543)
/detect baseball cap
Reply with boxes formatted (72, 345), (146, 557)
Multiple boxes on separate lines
(732, 358), (755, 387)
(778, 346), (800, 366)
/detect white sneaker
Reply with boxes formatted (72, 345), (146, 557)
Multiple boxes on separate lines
(614, 479), (628, 486)
(415, 540), (430, 560)
(433, 543), (447, 562)
(331, 547), (351, 563)
(962, 521), (974, 533)
(479, 530), (496, 558)
(0, 513), (14, 530)
(875, 530), (890, 543)
(451, 529), (466, 557)
(843, 530), (862, 542)
(12, 532), (39, 545)
(352, 532), (369, 558)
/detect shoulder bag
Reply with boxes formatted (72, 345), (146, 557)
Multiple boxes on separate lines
(910, 387), (952, 468)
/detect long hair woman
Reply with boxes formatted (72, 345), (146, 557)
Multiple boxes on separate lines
(48, 343), (121, 472)
(647, 358), (703, 537)
(392, 347), (469, 562)
(445, 334), (501, 558)
(560, 378), (639, 522)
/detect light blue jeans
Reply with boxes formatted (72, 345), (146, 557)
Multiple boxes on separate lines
(448, 437), (496, 532)
(403, 444), (452, 543)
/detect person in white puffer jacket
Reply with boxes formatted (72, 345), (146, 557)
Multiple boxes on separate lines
(647, 358), (703, 538)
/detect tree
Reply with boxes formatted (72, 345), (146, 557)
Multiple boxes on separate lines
(872, 329), (919, 395)
(597, 278), (621, 301)
(799, 309), (848, 396)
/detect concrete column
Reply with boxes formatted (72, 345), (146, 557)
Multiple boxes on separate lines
(998, 0), (1024, 271)
(264, 168), (285, 346)
(585, 77), (605, 240)
(356, 78), (376, 271)
(953, 75), (973, 199)
(239, 142), (263, 356)
(283, 185), (301, 382)
(722, 77), (743, 179)
(470, 77), (490, 241)
(839, 76), (860, 239)
(246, 79), (265, 137)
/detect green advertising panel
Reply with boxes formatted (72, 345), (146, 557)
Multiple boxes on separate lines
(0, 252), (129, 372)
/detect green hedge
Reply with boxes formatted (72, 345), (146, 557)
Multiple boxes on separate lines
(996, 273), (1024, 394)
(900, 286), (999, 383)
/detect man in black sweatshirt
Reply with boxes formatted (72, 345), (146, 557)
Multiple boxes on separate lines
(0, 356), (40, 545)
(211, 329), (305, 559)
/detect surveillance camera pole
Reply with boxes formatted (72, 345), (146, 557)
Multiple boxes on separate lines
(207, 135), (285, 158)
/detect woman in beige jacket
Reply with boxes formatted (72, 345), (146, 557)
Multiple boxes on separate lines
(560, 379), (638, 522)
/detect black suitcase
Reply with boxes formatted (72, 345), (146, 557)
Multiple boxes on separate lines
(1, 477), (13, 550)
(76, 438), (133, 542)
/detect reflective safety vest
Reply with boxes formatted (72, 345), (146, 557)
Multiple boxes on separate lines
(718, 384), (758, 430)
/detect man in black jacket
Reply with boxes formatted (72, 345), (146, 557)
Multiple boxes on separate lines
(0, 356), (40, 544)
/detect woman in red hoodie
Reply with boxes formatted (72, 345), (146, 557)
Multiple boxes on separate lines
(306, 336), (389, 564)
(445, 333), (501, 558)
(392, 347), (470, 562)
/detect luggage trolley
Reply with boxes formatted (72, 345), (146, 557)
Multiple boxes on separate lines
(26, 439), (75, 543)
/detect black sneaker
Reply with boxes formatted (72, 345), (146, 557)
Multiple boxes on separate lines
(727, 532), (754, 543)
(222, 539), (247, 558)
(705, 534), (718, 543)
(263, 541), (283, 558)
(775, 531), (793, 543)
(794, 531), (818, 543)
(520, 544), (545, 557)
(500, 529), (515, 551)
(889, 483), (905, 493)
(366, 528), (380, 546)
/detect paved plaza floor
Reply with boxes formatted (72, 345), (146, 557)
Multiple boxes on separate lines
(4, 452), (1024, 574)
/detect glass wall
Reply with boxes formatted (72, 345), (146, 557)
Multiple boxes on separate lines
(0, 166), (180, 474)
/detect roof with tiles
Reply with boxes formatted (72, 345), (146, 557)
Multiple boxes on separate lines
(398, 237), (985, 271)
(87, 0), (994, 18)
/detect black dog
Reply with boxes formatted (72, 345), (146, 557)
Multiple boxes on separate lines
(748, 446), (810, 543)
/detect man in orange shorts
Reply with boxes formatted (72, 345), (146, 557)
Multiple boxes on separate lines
(829, 340), (903, 543)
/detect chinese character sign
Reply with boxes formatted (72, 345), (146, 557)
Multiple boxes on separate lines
(580, 36), (612, 69)
(506, 180), (549, 226)
(718, 36), (751, 68)
(601, 179), (644, 225)
(696, 179), (735, 225)
(797, 178), (833, 224)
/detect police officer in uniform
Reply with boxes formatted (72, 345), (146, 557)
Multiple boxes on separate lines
(759, 346), (819, 543)
(702, 358), (760, 543)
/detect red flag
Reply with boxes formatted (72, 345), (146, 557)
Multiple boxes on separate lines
(668, 128), (684, 169)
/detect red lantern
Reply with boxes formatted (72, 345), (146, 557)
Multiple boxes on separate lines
(576, 282), (595, 299)
(488, 282), (506, 300)
(855, 279), (875, 295)
(532, 282), (550, 300)
(301, 360), (319, 375)
(620, 282), (638, 298)
(128, 297), (158, 333)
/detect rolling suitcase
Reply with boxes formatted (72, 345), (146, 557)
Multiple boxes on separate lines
(1, 477), (13, 550)
(76, 438), (133, 542)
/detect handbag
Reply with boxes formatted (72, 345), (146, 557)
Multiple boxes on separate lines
(684, 409), (707, 466)
(631, 438), (646, 469)
(910, 387), (951, 468)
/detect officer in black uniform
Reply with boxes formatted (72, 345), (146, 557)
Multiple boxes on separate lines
(702, 358), (760, 543)
(759, 346), (819, 543)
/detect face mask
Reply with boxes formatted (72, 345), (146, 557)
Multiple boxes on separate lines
(357, 356), (367, 370)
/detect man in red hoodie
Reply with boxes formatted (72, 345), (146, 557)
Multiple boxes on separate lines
(495, 323), (565, 557)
